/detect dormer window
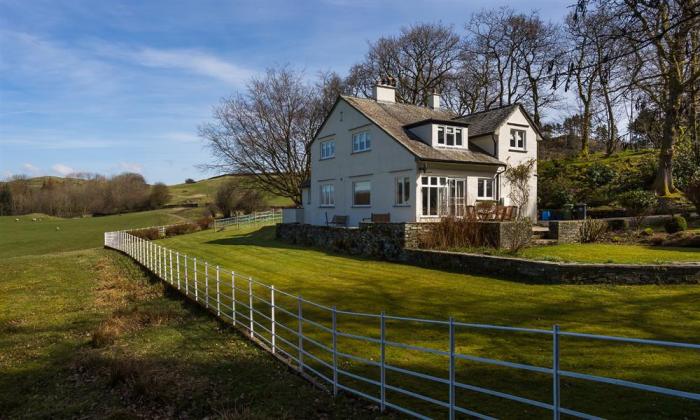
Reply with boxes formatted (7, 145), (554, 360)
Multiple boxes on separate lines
(437, 126), (463, 147)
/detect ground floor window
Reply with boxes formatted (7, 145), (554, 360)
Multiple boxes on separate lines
(353, 181), (371, 206)
(395, 176), (411, 205)
(477, 178), (494, 200)
(320, 183), (334, 207)
(421, 176), (465, 216)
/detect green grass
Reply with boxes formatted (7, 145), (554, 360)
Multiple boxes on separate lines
(521, 243), (700, 264)
(168, 174), (294, 207)
(0, 249), (374, 418)
(0, 210), (182, 258)
(154, 225), (700, 418)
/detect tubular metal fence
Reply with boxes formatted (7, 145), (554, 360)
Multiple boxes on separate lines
(104, 229), (700, 419)
(213, 209), (282, 230)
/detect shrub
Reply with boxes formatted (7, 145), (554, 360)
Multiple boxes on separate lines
(579, 218), (608, 243)
(185, 178), (196, 184)
(419, 217), (492, 250)
(606, 218), (629, 231)
(618, 189), (656, 230)
(664, 216), (687, 234)
(165, 223), (198, 237)
(504, 218), (532, 253)
(130, 227), (160, 240)
(685, 176), (700, 215)
(196, 216), (214, 230)
(641, 227), (654, 236)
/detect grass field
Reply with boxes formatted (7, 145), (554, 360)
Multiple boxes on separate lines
(154, 225), (700, 418)
(521, 243), (700, 264)
(0, 213), (373, 418)
(167, 174), (294, 208)
(0, 211), (182, 258)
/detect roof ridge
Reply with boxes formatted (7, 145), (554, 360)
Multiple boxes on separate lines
(453, 103), (520, 119)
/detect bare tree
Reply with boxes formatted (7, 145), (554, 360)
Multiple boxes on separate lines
(345, 23), (461, 105)
(199, 67), (337, 206)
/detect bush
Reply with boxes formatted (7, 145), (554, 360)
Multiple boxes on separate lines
(196, 216), (214, 230)
(165, 223), (198, 237)
(618, 189), (656, 230)
(419, 217), (493, 250)
(606, 218), (629, 231)
(664, 216), (688, 234)
(185, 178), (196, 184)
(579, 218), (608, 243)
(504, 218), (532, 253)
(685, 176), (700, 215)
(641, 227), (654, 236)
(130, 227), (160, 240)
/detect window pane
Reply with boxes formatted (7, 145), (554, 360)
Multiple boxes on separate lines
(353, 181), (371, 205)
(422, 176), (428, 185)
(430, 177), (437, 185)
(422, 187), (429, 215)
(518, 131), (525, 148)
(486, 180), (492, 197)
(478, 180), (484, 197)
(455, 129), (462, 146)
(403, 177), (410, 202)
(429, 187), (438, 215)
(437, 127), (444, 144)
(396, 178), (403, 204)
(510, 130), (516, 147)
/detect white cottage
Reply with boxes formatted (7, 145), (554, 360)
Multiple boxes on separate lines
(297, 79), (542, 227)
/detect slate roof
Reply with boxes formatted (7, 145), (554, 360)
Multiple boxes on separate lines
(341, 96), (506, 166)
(453, 104), (521, 138)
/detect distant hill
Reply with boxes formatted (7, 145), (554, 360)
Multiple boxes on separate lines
(167, 174), (293, 208)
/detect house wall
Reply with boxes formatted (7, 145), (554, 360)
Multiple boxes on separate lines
(494, 108), (539, 220)
(306, 100), (418, 226)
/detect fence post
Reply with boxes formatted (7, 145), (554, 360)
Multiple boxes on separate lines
(332, 305), (338, 397)
(248, 278), (254, 338)
(231, 272), (236, 326)
(553, 324), (561, 420)
(194, 258), (198, 302)
(216, 266), (221, 317)
(297, 296), (304, 373)
(184, 255), (189, 295)
(176, 252), (180, 289)
(380, 311), (386, 412)
(449, 317), (456, 420)
(169, 249), (173, 284)
(205, 262), (209, 309)
(271, 285), (276, 354)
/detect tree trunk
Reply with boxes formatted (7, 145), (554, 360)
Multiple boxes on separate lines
(581, 106), (591, 157)
(653, 83), (682, 195)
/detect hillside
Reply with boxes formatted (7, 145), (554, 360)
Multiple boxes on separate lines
(167, 174), (293, 208)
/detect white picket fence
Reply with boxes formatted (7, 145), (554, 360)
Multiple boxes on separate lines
(104, 229), (700, 419)
(213, 209), (282, 230)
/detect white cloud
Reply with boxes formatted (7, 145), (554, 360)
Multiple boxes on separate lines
(163, 131), (200, 143)
(51, 163), (75, 176)
(22, 163), (42, 175)
(118, 162), (143, 173)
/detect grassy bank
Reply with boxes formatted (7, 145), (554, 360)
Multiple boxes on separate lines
(155, 225), (700, 418)
(168, 175), (294, 208)
(0, 249), (376, 418)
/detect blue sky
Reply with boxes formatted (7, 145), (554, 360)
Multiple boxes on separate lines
(0, 0), (570, 184)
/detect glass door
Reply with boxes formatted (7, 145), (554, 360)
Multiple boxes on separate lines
(448, 178), (466, 217)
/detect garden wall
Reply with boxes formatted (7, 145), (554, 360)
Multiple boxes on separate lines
(276, 223), (700, 285)
(402, 249), (700, 285)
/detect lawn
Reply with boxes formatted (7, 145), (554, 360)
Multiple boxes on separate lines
(520, 243), (700, 264)
(0, 210), (181, 258)
(0, 213), (375, 418)
(154, 225), (700, 418)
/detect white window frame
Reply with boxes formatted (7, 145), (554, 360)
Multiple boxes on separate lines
(395, 176), (411, 206)
(420, 176), (466, 217)
(436, 126), (464, 148)
(320, 140), (335, 160)
(320, 183), (335, 207)
(510, 129), (526, 151)
(352, 181), (371, 207)
(477, 178), (494, 200)
(352, 131), (371, 153)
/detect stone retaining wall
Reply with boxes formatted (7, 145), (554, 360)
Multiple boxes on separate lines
(276, 223), (700, 284)
(401, 249), (700, 285)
